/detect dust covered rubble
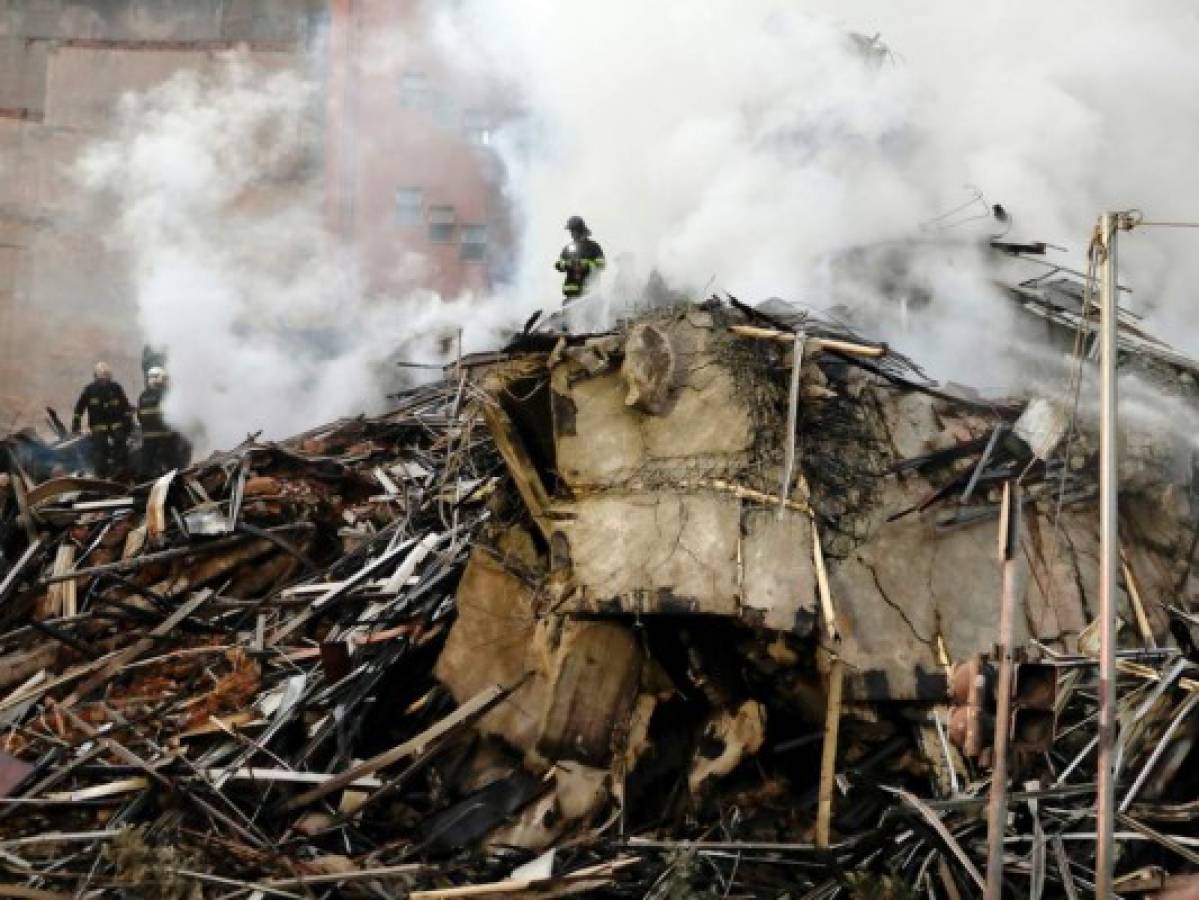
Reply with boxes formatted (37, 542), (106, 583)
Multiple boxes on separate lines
(0, 298), (1197, 896)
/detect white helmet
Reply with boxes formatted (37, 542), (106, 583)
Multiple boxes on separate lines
(93, 362), (112, 382)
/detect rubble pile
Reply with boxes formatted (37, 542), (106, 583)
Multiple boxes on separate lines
(0, 300), (1198, 897)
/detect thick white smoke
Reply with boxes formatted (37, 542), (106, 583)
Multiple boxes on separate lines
(72, 1), (1199, 451)
(436, 0), (1199, 386)
(75, 60), (374, 449)
(74, 57), (515, 450)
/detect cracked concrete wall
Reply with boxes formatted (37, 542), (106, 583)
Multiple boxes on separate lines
(473, 306), (1199, 704)
(544, 312), (817, 627)
(827, 380), (1195, 701)
(829, 384), (1032, 700)
(551, 489), (817, 625)
(551, 316), (754, 490)
(556, 493), (742, 615)
(741, 509), (818, 633)
(832, 516), (1013, 700)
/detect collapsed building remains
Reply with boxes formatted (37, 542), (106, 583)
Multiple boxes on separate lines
(0, 288), (1198, 897)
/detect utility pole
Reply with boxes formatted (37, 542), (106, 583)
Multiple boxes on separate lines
(1095, 211), (1120, 898)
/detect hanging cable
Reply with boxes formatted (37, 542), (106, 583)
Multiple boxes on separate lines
(1042, 218), (1110, 577)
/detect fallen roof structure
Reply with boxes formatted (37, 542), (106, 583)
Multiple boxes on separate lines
(0, 292), (1198, 897)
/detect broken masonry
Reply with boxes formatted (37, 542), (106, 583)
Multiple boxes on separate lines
(0, 293), (1197, 896)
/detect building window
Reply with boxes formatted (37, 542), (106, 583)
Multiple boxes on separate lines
(428, 205), (457, 243)
(462, 110), (493, 147)
(400, 71), (430, 109)
(429, 92), (455, 128)
(460, 225), (487, 262)
(395, 187), (423, 225)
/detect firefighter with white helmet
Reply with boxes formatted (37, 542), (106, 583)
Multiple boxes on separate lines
(137, 366), (173, 478)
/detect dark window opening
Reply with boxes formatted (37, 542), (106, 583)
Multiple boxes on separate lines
(428, 205), (457, 243)
(460, 224), (487, 262)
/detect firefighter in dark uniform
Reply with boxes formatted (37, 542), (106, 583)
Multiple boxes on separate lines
(72, 362), (133, 479)
(555, 215), (605, 304)
(137, 366), (174, 479)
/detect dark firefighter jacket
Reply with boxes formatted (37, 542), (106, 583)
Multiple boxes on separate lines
(555, 237), (605, 299)
(72, 381), (133, 435)
(137, 387), (170, 439)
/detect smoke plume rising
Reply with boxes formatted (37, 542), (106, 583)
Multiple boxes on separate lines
(74, 56), (512, 450)
(437, 0), (1199, 385)
(74, 1), (1199, 449)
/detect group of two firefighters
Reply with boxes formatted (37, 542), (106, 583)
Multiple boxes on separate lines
(71, 360), (184, 481)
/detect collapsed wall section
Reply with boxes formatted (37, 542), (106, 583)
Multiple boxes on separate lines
(439, 301), (1199, 787)
(544, 310), (819, 631)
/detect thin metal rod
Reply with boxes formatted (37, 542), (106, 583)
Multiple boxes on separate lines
(778, 332), (805, 516)
(1120, 689), (1199, 813)
(986, 480), (1020, 898)
(1096, 211), (1120, 898)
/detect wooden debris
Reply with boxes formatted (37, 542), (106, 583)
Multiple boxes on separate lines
(815, 654), (843, 848)
(281, 684), (510, 811)
(0, 302), (1195, 898)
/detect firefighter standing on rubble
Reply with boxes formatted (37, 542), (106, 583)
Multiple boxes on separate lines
(137, 366), (175, 479)
(555, 216), (605, 304)
(71, 362), (133, 479)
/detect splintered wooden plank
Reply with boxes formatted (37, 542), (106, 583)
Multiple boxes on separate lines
(409, 857), (639, 898)
(146, 469), (177, 545)
(478, 399), (551, 539)
(46, 543), (76, 619)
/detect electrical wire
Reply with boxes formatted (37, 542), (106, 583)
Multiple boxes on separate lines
(1122, 209), (1199, 229)
(1042, 218), (1110, 582)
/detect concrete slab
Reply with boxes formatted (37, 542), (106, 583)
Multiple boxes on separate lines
(437, 547), (645, 767)
(741, 508), (818, 634)
(552, 318), (754, 489)
(557, 492), (741, 615)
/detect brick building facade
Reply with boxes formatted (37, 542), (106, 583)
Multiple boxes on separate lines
(0, 0), (505, 425)
(325, 0), (510, 300)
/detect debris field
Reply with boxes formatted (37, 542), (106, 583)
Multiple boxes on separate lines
(1, 296), (1198, 898)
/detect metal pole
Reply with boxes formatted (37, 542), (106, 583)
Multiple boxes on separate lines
(1096, 211), (1120, 898)
(985, 480), (1020, 899)
(815, 653), (844, 848)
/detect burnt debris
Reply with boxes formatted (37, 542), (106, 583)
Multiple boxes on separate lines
(0, 297), (1197, 897)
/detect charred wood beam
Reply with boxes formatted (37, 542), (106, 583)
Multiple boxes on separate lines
(888, 437), (990, 475)
(35, 524), (311, 587)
